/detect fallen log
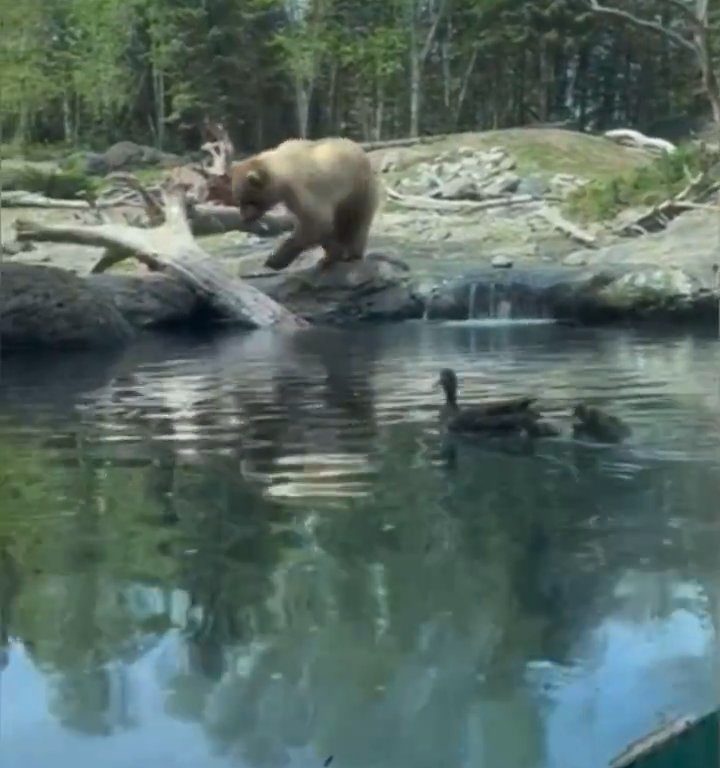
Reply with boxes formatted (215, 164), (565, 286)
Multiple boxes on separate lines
(613, 178), (720, 236)
(538, 206), (597, 247)
(3, 187), (292, 237)
(604, 128), (676, 154)
(361, 134), (452, 152)
(14, 181), (307, 330)
(1, 190), (99, 209)
(386, 186), (545, 211)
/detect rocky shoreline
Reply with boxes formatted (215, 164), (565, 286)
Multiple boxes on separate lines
(2, 130), (720, 352)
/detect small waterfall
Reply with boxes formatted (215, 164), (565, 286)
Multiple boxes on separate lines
(422, 288), (435, 321)
(488, 281), (496, 318)
(468, 283), (477, 320)
(498, 298), (512, 319)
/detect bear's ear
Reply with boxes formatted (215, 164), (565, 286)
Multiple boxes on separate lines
(246, 168), (266, 187)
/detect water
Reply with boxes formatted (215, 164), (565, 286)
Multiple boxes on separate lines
(1, 321), (720, 768)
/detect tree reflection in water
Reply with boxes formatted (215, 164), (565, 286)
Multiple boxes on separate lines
(0, 324), (718, 767)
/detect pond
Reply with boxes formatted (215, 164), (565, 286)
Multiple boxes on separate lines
(0, 321), (719, 768)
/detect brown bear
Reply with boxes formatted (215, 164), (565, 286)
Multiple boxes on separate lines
(230, 137), (380, 271)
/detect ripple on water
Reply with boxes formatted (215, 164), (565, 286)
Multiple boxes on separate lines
(2, 324), (720, 507)
(2, 324), (720, 768)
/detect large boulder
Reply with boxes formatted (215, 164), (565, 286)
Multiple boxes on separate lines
(565, 209), (720, 279)
(89, 273), (202, 328)
(420, 262), (717, 325)
(417, 208), (720, 325)
(103, 141), (181, 171)
(0, 263), (134, 352)
(240, 252), (423, 323)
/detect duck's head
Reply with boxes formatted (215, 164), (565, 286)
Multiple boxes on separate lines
(573, 403), (589, 420)
(437, 368), (458, 402)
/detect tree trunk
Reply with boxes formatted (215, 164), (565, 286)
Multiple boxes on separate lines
(695, 25), (720, 124)
(576, 46), (589, 132)
(62, 92), (73, 145)
(374, 80), (384, 141)
(441, 23), (451, 109)
(516, 48), (527, 124)
(622, 48), (632, 125)
(74, 92), (81, 144)
(453, 44), (479, 129)
(409, 26), (421, 137)
(153, 65), (165, 150)
(408, 0), (447, 137)
(295, 81), (311, 138)
(538, 36), (550, 122)
(327, 63), (338, 133)
(16, 101), (29, 145)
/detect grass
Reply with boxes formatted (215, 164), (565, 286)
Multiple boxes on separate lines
(0, 140), (73, 162)
(0, 164), (99, 199)
(377, 127), (654, 186)
(563, 141), (719, 223)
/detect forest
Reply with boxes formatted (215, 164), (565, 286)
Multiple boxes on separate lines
(1, 0), (718, 155)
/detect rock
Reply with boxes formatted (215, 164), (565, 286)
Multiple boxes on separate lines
(565, 210), (720, 279)
(518, 175), (550, 198)
(241, 252), (422, 323)
(596, 267), (698, 311)
(417, 255), (716, 326)
(0, 263), (134, 351)
(437, 177), (480, 200)
(83, 152), (110, 175)
(62, 151), (109, 176)
(481, 172), (521, 196)
(495, 154), (517, 172)
(379, 151), (401, 173)
(104, 141), (146, 170)
(102, 141), (181, 171)
(563, 252), (588, 267)
(1, 241), (34, 257)
(548, 265), (717, 323)
(492, 255), (513, 269)
(89, 273), (202, 328)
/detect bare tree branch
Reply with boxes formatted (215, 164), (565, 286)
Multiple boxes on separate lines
(587, 0), (696, 52)
(657, 0), (704, 28)
(421, 0), (449, 62)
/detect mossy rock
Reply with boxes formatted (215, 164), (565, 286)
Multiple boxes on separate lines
(0, 163), (98, 199)
(0, 263), (134, 351)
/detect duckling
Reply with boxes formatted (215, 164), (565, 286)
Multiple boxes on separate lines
(572, 403), (630, 444)
(437, 368), (541, 436)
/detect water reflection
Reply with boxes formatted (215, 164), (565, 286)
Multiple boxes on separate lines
(0, 322), (719, 768)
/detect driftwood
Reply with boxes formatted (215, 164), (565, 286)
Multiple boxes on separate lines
(361, 134), (453, 152)
(1, 191), (104, 209)
(614, 174), (720, 236)
(2, 185), (292, 238)
(538, 207), (597, 246)
(609, 715), (697, 768)
(200, 119), (234, 177)
(386, 186), (545, 211)
(604, 128), (676, 154)
(14, 180), (307, 330)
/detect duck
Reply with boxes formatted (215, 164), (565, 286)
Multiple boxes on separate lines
(572, 403), (630, 444)
(437, 368), (556, 437)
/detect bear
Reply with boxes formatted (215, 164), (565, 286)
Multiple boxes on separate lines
(230, 137), (380, 271)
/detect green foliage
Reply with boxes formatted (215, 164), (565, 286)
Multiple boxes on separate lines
(0, 142), (72, 162)
(564, 143), (720, 222)
(0, 165), (98, 199)
(0, 0), (716, 150)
